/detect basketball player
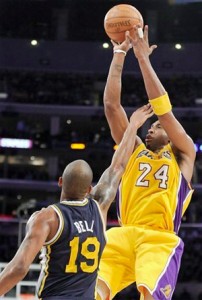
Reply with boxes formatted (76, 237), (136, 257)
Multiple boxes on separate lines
(0, 104), (153, 300)
(96, 26), (196, 300)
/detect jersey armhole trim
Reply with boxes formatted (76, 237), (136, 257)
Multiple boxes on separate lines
(93, 199), (107, 242)
(44, 205), (64, 245)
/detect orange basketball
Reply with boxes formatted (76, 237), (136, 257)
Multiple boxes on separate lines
(104, 4), (144, 43)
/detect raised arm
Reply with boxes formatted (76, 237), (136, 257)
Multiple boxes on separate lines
(0, 207), (55, 296)
(130, 25), (196, 182)
(91, 104), (153, 225)
(104, 33), (142, 146)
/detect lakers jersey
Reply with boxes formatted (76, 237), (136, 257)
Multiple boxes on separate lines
(117, 143), (193, 232)
(37, 198), (106, 300)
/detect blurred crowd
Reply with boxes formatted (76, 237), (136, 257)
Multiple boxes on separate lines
(0, 71), (202, 107)
(0, 70), (202, 219)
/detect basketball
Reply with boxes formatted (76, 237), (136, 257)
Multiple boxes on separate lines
(104, 4), (144, 43)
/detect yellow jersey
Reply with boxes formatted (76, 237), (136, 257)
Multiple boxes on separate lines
(117, 143), (193, 232)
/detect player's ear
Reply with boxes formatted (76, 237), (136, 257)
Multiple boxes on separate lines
(58, 176), (62, 187)
(88, 185), (93, 194)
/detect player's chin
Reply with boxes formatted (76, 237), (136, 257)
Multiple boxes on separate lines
(145, 140), (152, 150)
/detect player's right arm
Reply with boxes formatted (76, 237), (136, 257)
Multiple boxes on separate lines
(91, 104), (153, 225)
(0, 207), (56, 296)
(104, 33), (142, 146)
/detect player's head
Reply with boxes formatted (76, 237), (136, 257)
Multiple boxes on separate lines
(58, 159), (93, 200)
(145, 120), (169, 151)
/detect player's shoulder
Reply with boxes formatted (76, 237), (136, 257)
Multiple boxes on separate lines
(133, 141), (146, 154)
(27, 206), (56, 225)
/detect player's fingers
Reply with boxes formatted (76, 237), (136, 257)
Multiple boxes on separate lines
(140, 108), (151, 118)
(127, 33), (135, 45)
(148, 111), (154, 118)
(137, 27), (144, 39)
(145, 103), (152, 108)
(125, 31), (132, 46)
(134, 24), (140, 38)
(145, 109), (153, 117)
(147, 107), (154, 114)
(140, 104), (149, 111)
(125, 30), (130, 39)
(147, 109), (154, 117)
(143, 104), (153, 115)
(111, 39), (118, 47)
(144, 25), (149, 43)
(150, 45), (158, 53)
(142, 103), (152, 111)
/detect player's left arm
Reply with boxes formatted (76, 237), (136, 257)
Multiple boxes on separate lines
(130, 25), (196, 182)
(158, 112), (196, 180)
(91, 104), (153, 225)
(0, 209), (51, 296)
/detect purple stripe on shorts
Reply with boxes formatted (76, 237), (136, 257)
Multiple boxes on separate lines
(153, 238), (184, 300)
(173, 174), (191, 234)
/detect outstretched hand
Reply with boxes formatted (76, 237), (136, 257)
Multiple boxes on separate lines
(111, 31), (132, 54)
(130, 104), (154, 129)
(129, 25), (157, 60)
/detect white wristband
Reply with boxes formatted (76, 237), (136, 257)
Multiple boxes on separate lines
(113, 49), (126, 56)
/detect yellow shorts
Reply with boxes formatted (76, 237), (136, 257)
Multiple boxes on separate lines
(98, 226), (184, 300)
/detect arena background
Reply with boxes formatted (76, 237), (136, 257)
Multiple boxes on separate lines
(0, 0), (202, 299)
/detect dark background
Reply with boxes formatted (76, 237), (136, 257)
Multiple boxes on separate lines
(0, 1), (202, 299)
(0, 0), (202, 43)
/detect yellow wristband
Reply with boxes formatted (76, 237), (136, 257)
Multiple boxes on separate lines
(149, 93), (172, 116)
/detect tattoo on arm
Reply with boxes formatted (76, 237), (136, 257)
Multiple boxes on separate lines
(114, 64), (123, 73)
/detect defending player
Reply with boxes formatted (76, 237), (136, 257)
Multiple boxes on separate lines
(0, 104), (153, 299)
(96, 27), (196, 300)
